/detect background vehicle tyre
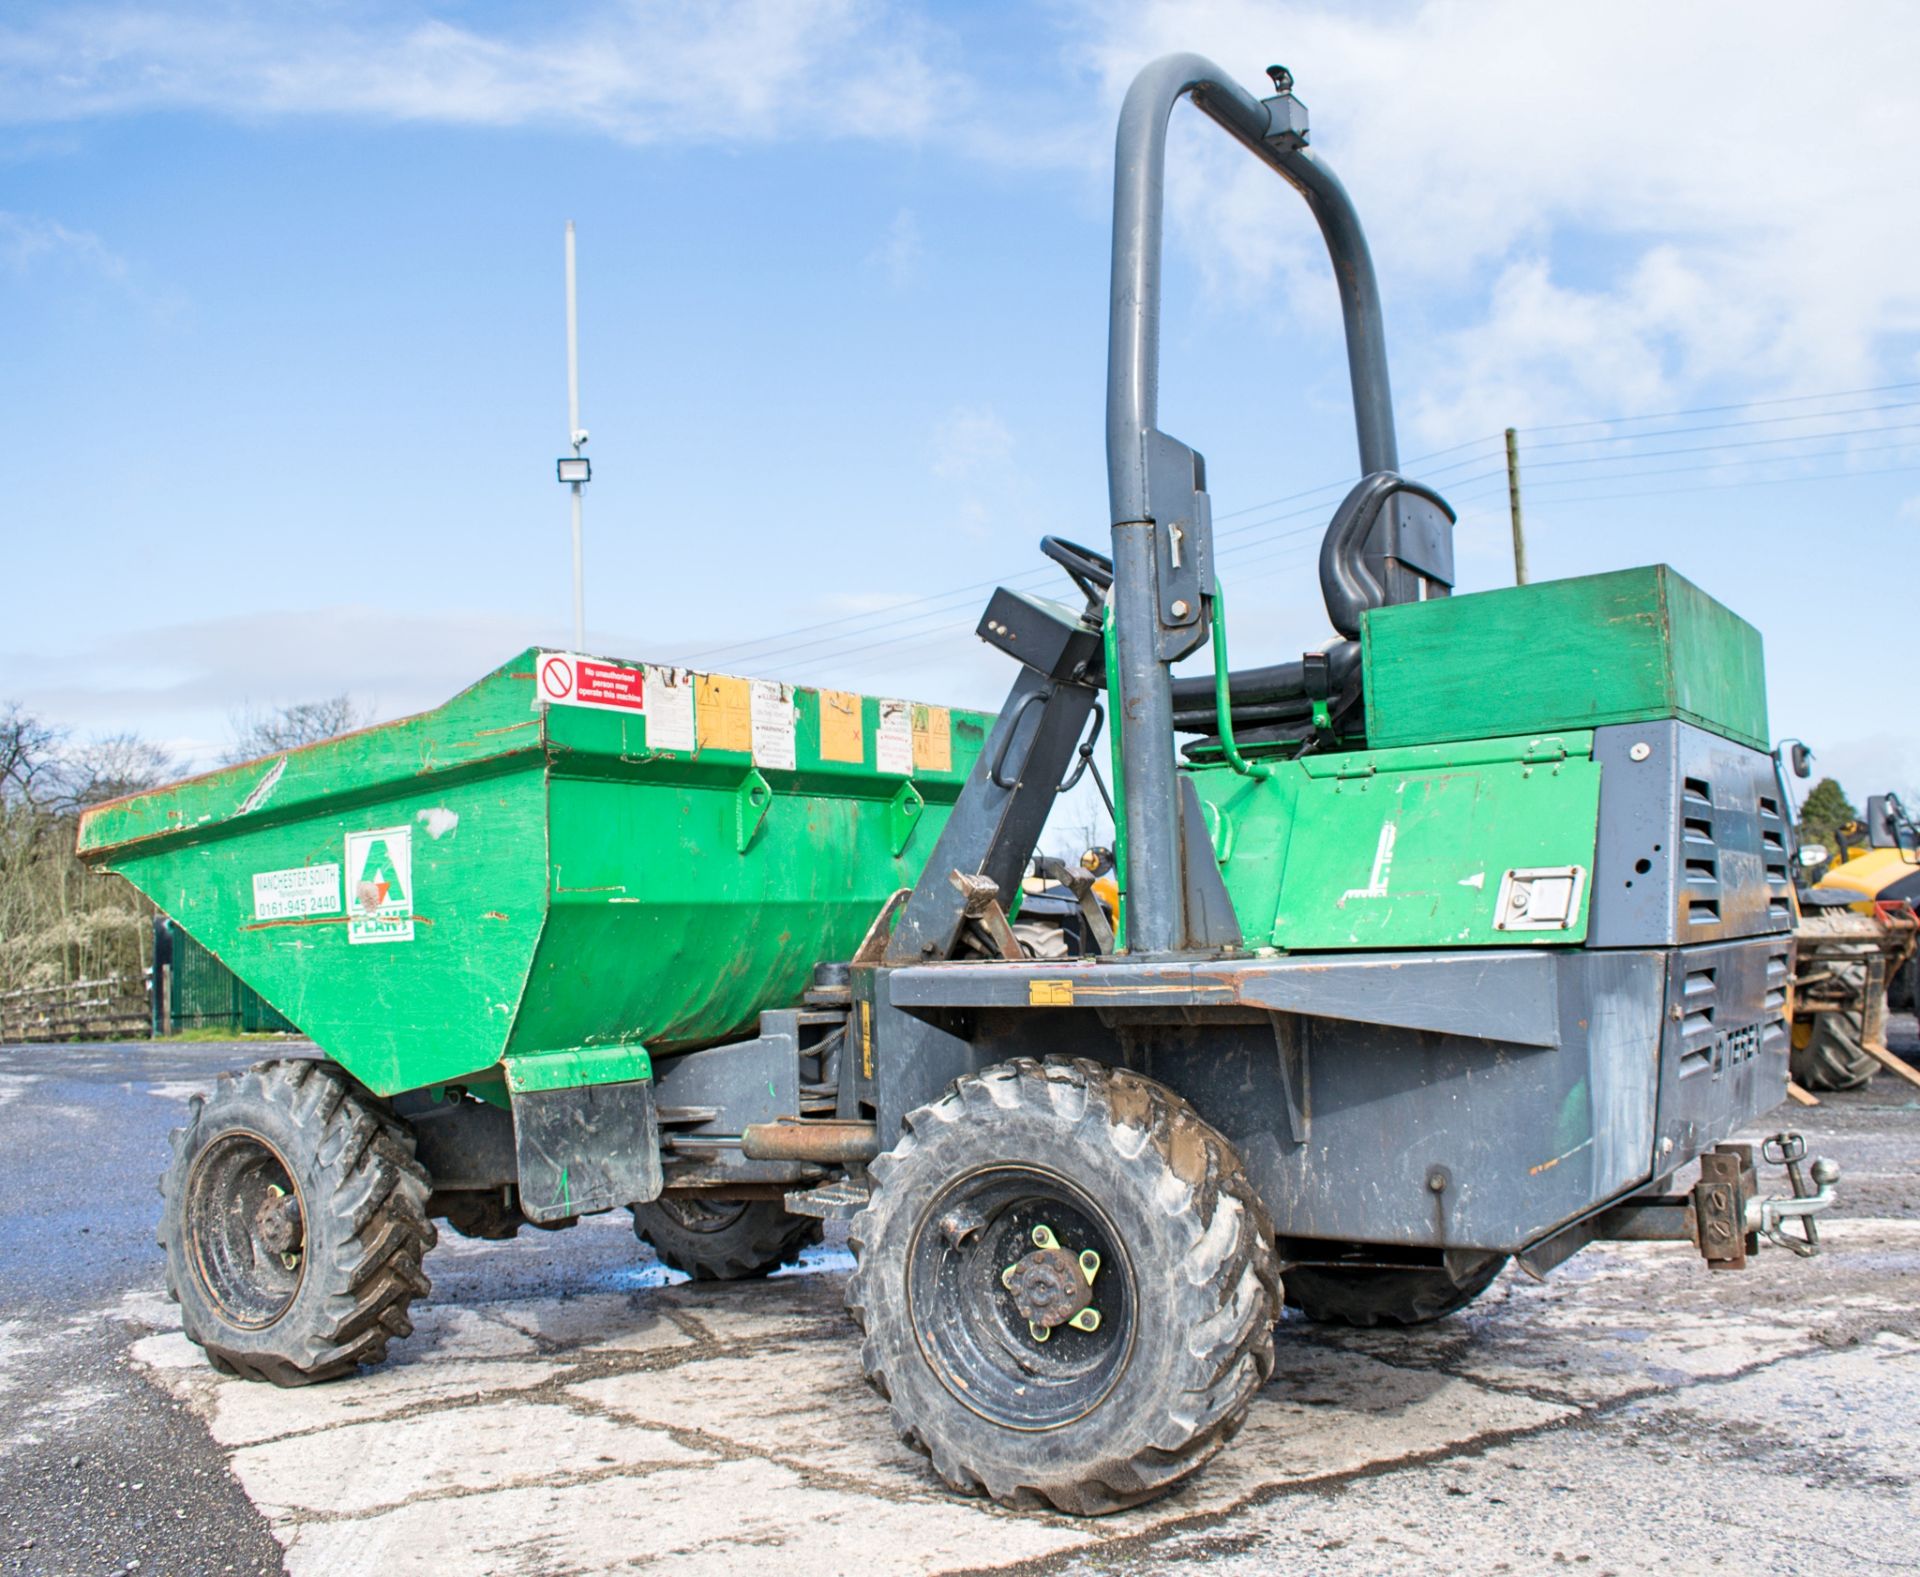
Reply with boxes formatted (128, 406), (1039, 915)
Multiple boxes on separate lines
(1283, 1252), (1507, 1328)
(847, 1058), (1279, 1515)
(631, 1196), (821, 1280)
(160, 1059), (436, 1386)
(1792, 952), (1881, 1091)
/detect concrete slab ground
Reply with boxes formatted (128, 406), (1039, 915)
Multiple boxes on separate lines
(2, 1037), (1916, 1575)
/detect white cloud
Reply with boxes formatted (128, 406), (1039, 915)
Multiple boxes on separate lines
(4, 606), (545, 769)
(0, 1), (964, 144)
(867, 207), (923, 290)
(931, 405), (1015, 481)
(1065, 1), (1920, 440)
(9, 4), (1920, 698)
(0, 210), (127, 279)
(15, 0), (1918, 442)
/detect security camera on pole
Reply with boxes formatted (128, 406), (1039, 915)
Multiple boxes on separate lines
(556, 220), (590, 651)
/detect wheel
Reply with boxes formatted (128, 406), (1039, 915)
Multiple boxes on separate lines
(631, 1196), (821, 1280)
(159, 1059), (436, 1386)
(1283, 1252), (1507, 1328)
(432, 1190), (525, 1241)
(847, 1058), (1279, 1515)
(1792, 953), (1881, 1091)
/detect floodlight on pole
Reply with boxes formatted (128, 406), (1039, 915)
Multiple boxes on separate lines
(558, 219), (588, 651)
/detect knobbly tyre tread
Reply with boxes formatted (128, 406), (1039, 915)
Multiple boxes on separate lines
(631, 1197), (822, 1280)
(1282, 1252), (1507, 1329)
(159, 1059), (437, 1386)
(846, 1057), (1280, 1515)
(1792, 952), (1880, 1091)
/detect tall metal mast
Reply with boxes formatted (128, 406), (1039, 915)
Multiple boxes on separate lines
(561, 220), (588, 651)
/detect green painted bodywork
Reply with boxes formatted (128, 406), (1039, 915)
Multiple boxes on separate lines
(1190, 733), (1601, 950)
(1362, 565), (1768, 752)
(77, 650), (989, 1097)
(503, 1045), (653, 1094)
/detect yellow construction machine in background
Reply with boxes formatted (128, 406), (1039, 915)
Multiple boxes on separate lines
(1791, 789), (1920, 1092)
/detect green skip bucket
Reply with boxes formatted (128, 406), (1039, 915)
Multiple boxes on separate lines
(78, 649), (990, 1096)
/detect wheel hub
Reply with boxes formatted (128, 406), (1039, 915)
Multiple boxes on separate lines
(253, 1186), (304, 1260)
(1001, 1223), (1101, 1339)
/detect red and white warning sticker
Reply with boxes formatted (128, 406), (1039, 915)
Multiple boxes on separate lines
(533, 651), (647, 714)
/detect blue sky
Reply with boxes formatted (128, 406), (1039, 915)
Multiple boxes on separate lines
(4, 0), (1918, 818)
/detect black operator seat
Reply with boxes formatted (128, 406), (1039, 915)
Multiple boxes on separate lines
(1171, 471), (1457, 745)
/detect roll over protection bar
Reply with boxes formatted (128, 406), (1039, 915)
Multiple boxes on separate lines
(1104, 53), (1400, 953)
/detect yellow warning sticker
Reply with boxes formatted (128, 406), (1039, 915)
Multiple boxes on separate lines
(696, 674), (752, 754)
(1028, 979), (1074, 1006)
(912, 704), (952, 774)
(819, 689), (865, 764)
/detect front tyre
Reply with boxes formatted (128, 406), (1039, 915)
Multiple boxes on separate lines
(160, 1059), (436, 1386)
(847, 1058), (1279, 1515)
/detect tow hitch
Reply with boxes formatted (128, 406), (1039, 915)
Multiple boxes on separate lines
(1519, 1132), (1841, 1277)
(1749, 1133), (1841, 1257)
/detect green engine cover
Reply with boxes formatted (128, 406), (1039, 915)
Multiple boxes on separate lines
(1192, 734), (1601, 951)
(1362, 564), (1768, 752)
(78, 651), (990, 1096)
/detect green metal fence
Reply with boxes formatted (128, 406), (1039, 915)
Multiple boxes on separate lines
(167, 921), (296, 1034)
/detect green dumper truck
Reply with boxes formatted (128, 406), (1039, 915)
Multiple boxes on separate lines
(80, 54), (1840, 1516)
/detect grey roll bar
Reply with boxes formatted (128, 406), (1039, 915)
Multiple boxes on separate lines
(1105, 52), (1401, 954)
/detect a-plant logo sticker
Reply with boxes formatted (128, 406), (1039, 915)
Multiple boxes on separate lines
(345, 826), (415, 944)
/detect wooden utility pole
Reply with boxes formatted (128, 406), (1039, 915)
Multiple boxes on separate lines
(1504, 427), (1530, 585)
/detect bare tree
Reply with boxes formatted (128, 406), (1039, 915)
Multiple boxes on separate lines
(0, 702), (170, 996)
(56, 732), (179, 809)
(223, 695), (370, 765)
(0, 702), (63, 809)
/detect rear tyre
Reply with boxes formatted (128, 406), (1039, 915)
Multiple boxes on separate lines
(1792, 953), (1880, 1091)
(847, 1058), (1279, 1515)
(631, 1196), (821, 1280)
(160, 1059), (436, 1386)
(1283, 1252), (1507, 1328)
(432, 1191), (525, 1241)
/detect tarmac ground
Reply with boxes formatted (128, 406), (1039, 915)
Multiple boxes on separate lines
(1, 1034), (1915, 1576)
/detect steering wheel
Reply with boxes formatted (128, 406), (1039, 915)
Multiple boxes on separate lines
(1040, 536), (1115, 609)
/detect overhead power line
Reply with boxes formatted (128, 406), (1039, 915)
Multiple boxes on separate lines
(1520, 422), (1920, 472)
(1521, 399), (1920, 454)
(680, 375), (1920, 677)
(1516, 378), (1920, 435)
(1450, 458), (1920, 513)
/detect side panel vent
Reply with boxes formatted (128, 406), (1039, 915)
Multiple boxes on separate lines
(1764, 947), (1790, 1012)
